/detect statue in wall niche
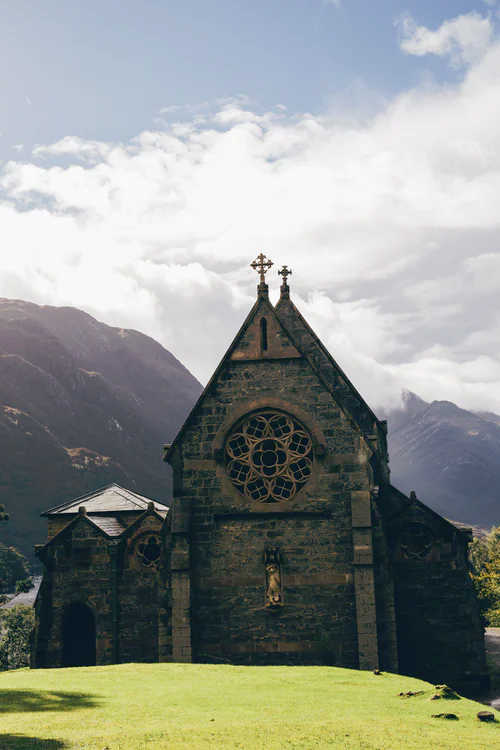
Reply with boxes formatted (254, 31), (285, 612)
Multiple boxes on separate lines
(264, 547), (283, 607)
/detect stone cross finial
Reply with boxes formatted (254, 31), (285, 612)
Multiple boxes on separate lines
(278, 265), (292, 283)
(278, 265), (292, 298)
(250, 253), (274, 284)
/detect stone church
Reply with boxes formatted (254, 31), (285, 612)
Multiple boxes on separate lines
(33, 256), (489, 689)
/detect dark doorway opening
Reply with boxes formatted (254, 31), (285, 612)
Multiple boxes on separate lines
(62, 602), (96, 667)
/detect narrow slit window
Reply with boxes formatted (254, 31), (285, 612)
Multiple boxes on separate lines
(260, 318), (268, 351)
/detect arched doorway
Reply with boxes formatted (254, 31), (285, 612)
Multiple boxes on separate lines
(61, 602), (96, 667)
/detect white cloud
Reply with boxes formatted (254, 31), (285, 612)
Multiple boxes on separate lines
(3, 33), (500, 414)
(396, 12), (493, 68)
(324, 0), (341, 6)
(33, 136), (112, 162)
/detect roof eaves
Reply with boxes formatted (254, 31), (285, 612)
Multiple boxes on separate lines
(40, 483), (121, 516)
(35, 512), (114, 555)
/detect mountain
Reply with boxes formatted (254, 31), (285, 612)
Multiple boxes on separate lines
(379, 392), (500, 529)
(0, 298), (202, 557)
(2, 296), (498, 555)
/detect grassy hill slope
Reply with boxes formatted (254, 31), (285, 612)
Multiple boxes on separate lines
(0, 664), (497, 749)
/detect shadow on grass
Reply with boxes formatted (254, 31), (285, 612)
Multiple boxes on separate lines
(0, 736), (67, 749)
(0, 690), (100, 713)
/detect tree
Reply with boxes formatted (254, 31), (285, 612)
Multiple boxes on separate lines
(0, 496), (30, 594)
(0, 543), (31, 593)
(15, 577), (34, 595)
(470, 527), (500, 627)
(0, 604), (35, 670)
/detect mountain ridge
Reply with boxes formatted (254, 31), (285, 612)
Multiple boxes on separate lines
(380, 392), (500, 529)
(0, 298), (202, 556)
(1, 297), (499, 556)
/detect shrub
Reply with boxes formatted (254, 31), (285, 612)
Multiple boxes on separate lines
(15, 577), (34, 595)
(0, 604), (35, 670)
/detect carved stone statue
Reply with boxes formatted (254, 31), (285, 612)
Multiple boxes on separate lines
(265, 547), (283, 607)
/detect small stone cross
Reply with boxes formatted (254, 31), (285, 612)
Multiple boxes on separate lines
(250, 253), (274, 284)
(278, 265), (292, 283)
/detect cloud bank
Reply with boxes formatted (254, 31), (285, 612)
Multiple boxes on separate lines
(396, 11), (493, 68)
(2, 17), (500, 415)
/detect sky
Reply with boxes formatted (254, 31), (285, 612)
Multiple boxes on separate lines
(2, 1), (500, 414)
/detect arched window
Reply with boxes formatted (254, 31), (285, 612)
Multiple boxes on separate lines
(260, 318), (268, 351)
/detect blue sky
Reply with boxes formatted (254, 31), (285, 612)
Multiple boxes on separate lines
(0, 0), (493, 158)
(2, 2), (500, 413)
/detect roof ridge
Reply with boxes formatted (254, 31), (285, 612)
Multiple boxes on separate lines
(41, 483), (168, 516)
(41, 482), (121, 515)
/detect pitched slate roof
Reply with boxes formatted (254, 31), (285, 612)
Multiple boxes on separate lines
(0, 576), (42, 610)
(41, 483), (169, 516)
(89, 516), (127, 536)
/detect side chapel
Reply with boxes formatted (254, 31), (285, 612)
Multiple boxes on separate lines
(33, 256), (489, 688)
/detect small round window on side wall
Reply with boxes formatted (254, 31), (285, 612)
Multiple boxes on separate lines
(137, 535), (162, 568)
(398, 522), (434, 560)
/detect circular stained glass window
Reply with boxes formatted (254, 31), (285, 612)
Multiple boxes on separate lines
(226, 412), (313, 502)
(137, 535), (162, 567)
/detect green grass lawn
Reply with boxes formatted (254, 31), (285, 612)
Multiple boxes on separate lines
(0, 664), (498, 749)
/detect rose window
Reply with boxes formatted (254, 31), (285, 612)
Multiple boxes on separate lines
(226, 412), (313, 502)
(399, 523), (433, 560)
(137, 535), (162, 568)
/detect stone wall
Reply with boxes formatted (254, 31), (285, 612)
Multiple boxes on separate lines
(37, 519), (114, 667)
(117, 514), (163, 663)
(34, 512), (164, 667)
(389, 498), (489, 688)
(169, 351), (381, 667)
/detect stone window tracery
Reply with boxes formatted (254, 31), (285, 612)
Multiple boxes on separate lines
(399, 522), (433, 560)
(137, 535), (162, 568)
(225, 411), (313, 502)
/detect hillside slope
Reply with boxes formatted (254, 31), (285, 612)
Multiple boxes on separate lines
(0, 298), (202, 556)
(381, 393), (500, 529)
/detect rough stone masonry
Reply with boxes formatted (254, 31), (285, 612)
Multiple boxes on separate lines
(32, 256), (489, 690)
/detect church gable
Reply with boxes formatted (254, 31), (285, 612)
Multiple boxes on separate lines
(31, 254), (488, 688)
(275, 295), (386, 449)
(230, 295), (300, 361)
(162, 256), (385, 669)
(36, 509), (114, 559)
(165, 260), (376, 469)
